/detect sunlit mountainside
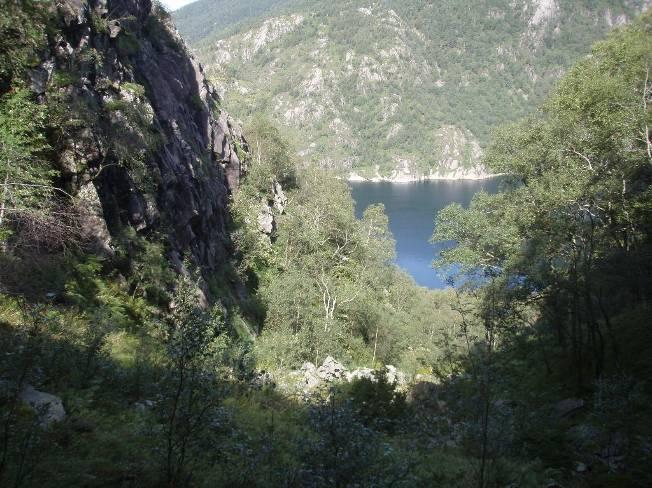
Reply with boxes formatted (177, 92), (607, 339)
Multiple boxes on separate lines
(175, 0), (651, 179)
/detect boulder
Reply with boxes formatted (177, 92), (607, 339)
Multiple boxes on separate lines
(317, 356), (347, 380)
(19, 385), (65, 428)
(107, 20), (122, 38)
(345, 368), (376, 382)
(134, 399), (156, 412)
(252, 370), (276, 389)
(301, 362), (322, 389)
(575, 462), (589, 473)
(258, 205), (275, 234)
(385, 365), (406, 386)
(28, 60), (54, 95)
(77, 183), (113, 255)
(556, 398), (585, 418)
(272, 181), (288, 213)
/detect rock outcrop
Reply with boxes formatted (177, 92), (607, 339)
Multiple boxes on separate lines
(19, 385), (66, 428)
(316, 356), (347, 381)
(257, 181), (287, 236)
(288, 358), (407, 393)
(41, 0), (247, 287)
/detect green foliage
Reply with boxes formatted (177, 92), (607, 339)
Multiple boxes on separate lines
(90, 12), (109, 35)
(174, 0), (293, 43)
(232, 120), (466, 374)
(0, 0), (49, 92)
(115, 31), (141, 57)
(346, 370), (408, 429)
(156, 276), (226, 485)
(176, 0), (650, 176)
(0, 88), (55, 239)
(425, 14), (652, 485)
(433, 10), (652, 475)
(245, 116), (298, 191)
(104, 99), (129, 112)
(120, 82), (146, 98)
(4, 2), (652, 486)
(295, 398), (416, 486)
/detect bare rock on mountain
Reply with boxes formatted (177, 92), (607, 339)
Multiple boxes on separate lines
(35, 0), (248, 291)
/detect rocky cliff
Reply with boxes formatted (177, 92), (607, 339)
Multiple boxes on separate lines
(38, 0), (246, 279)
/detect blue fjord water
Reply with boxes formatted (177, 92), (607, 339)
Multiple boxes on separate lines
(350, 178), (503, 289)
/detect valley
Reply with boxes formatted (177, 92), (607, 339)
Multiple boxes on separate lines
(0, 1), (651, 486)
(175, 0), (652, 179)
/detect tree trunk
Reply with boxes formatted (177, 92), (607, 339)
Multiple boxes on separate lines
(0, 174), (9, 230)
(372, 324), (379, 367)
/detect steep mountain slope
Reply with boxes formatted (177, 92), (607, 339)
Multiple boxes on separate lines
(10, 0), (246, 284)
(175, 0), (651, 180)
(171, 0), (293, 43)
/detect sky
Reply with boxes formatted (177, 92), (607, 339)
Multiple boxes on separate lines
(160, 0), (197, 11)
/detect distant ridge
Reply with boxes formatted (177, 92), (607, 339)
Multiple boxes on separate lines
(175, 0), (652, 178)
(173, 0), (294, 43)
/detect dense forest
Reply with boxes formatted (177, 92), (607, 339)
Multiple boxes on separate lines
(176, 0), (651, 178)
(171, 0), (294, 43)
(0, 0), (651, 487)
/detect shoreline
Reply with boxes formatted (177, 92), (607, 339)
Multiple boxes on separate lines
(346, 171), (503, 183)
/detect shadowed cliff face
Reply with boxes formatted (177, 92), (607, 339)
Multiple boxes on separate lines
(46, 0), (246, 276)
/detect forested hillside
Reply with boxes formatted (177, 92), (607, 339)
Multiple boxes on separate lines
(175, 0), (651, 179)
(1, 0), (651, 486)
(171, 0), (293, 43)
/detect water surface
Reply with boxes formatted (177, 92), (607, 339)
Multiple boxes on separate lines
(350, 179), (503, 288)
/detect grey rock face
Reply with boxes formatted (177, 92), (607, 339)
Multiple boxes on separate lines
(19, 385), (66, 427)
(28, 60), (54, 95)
(77, 183), (113, 255)
(257, 181), (286, 235)
(108, 20), (122, 38)
(41, 0), (248, 288)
